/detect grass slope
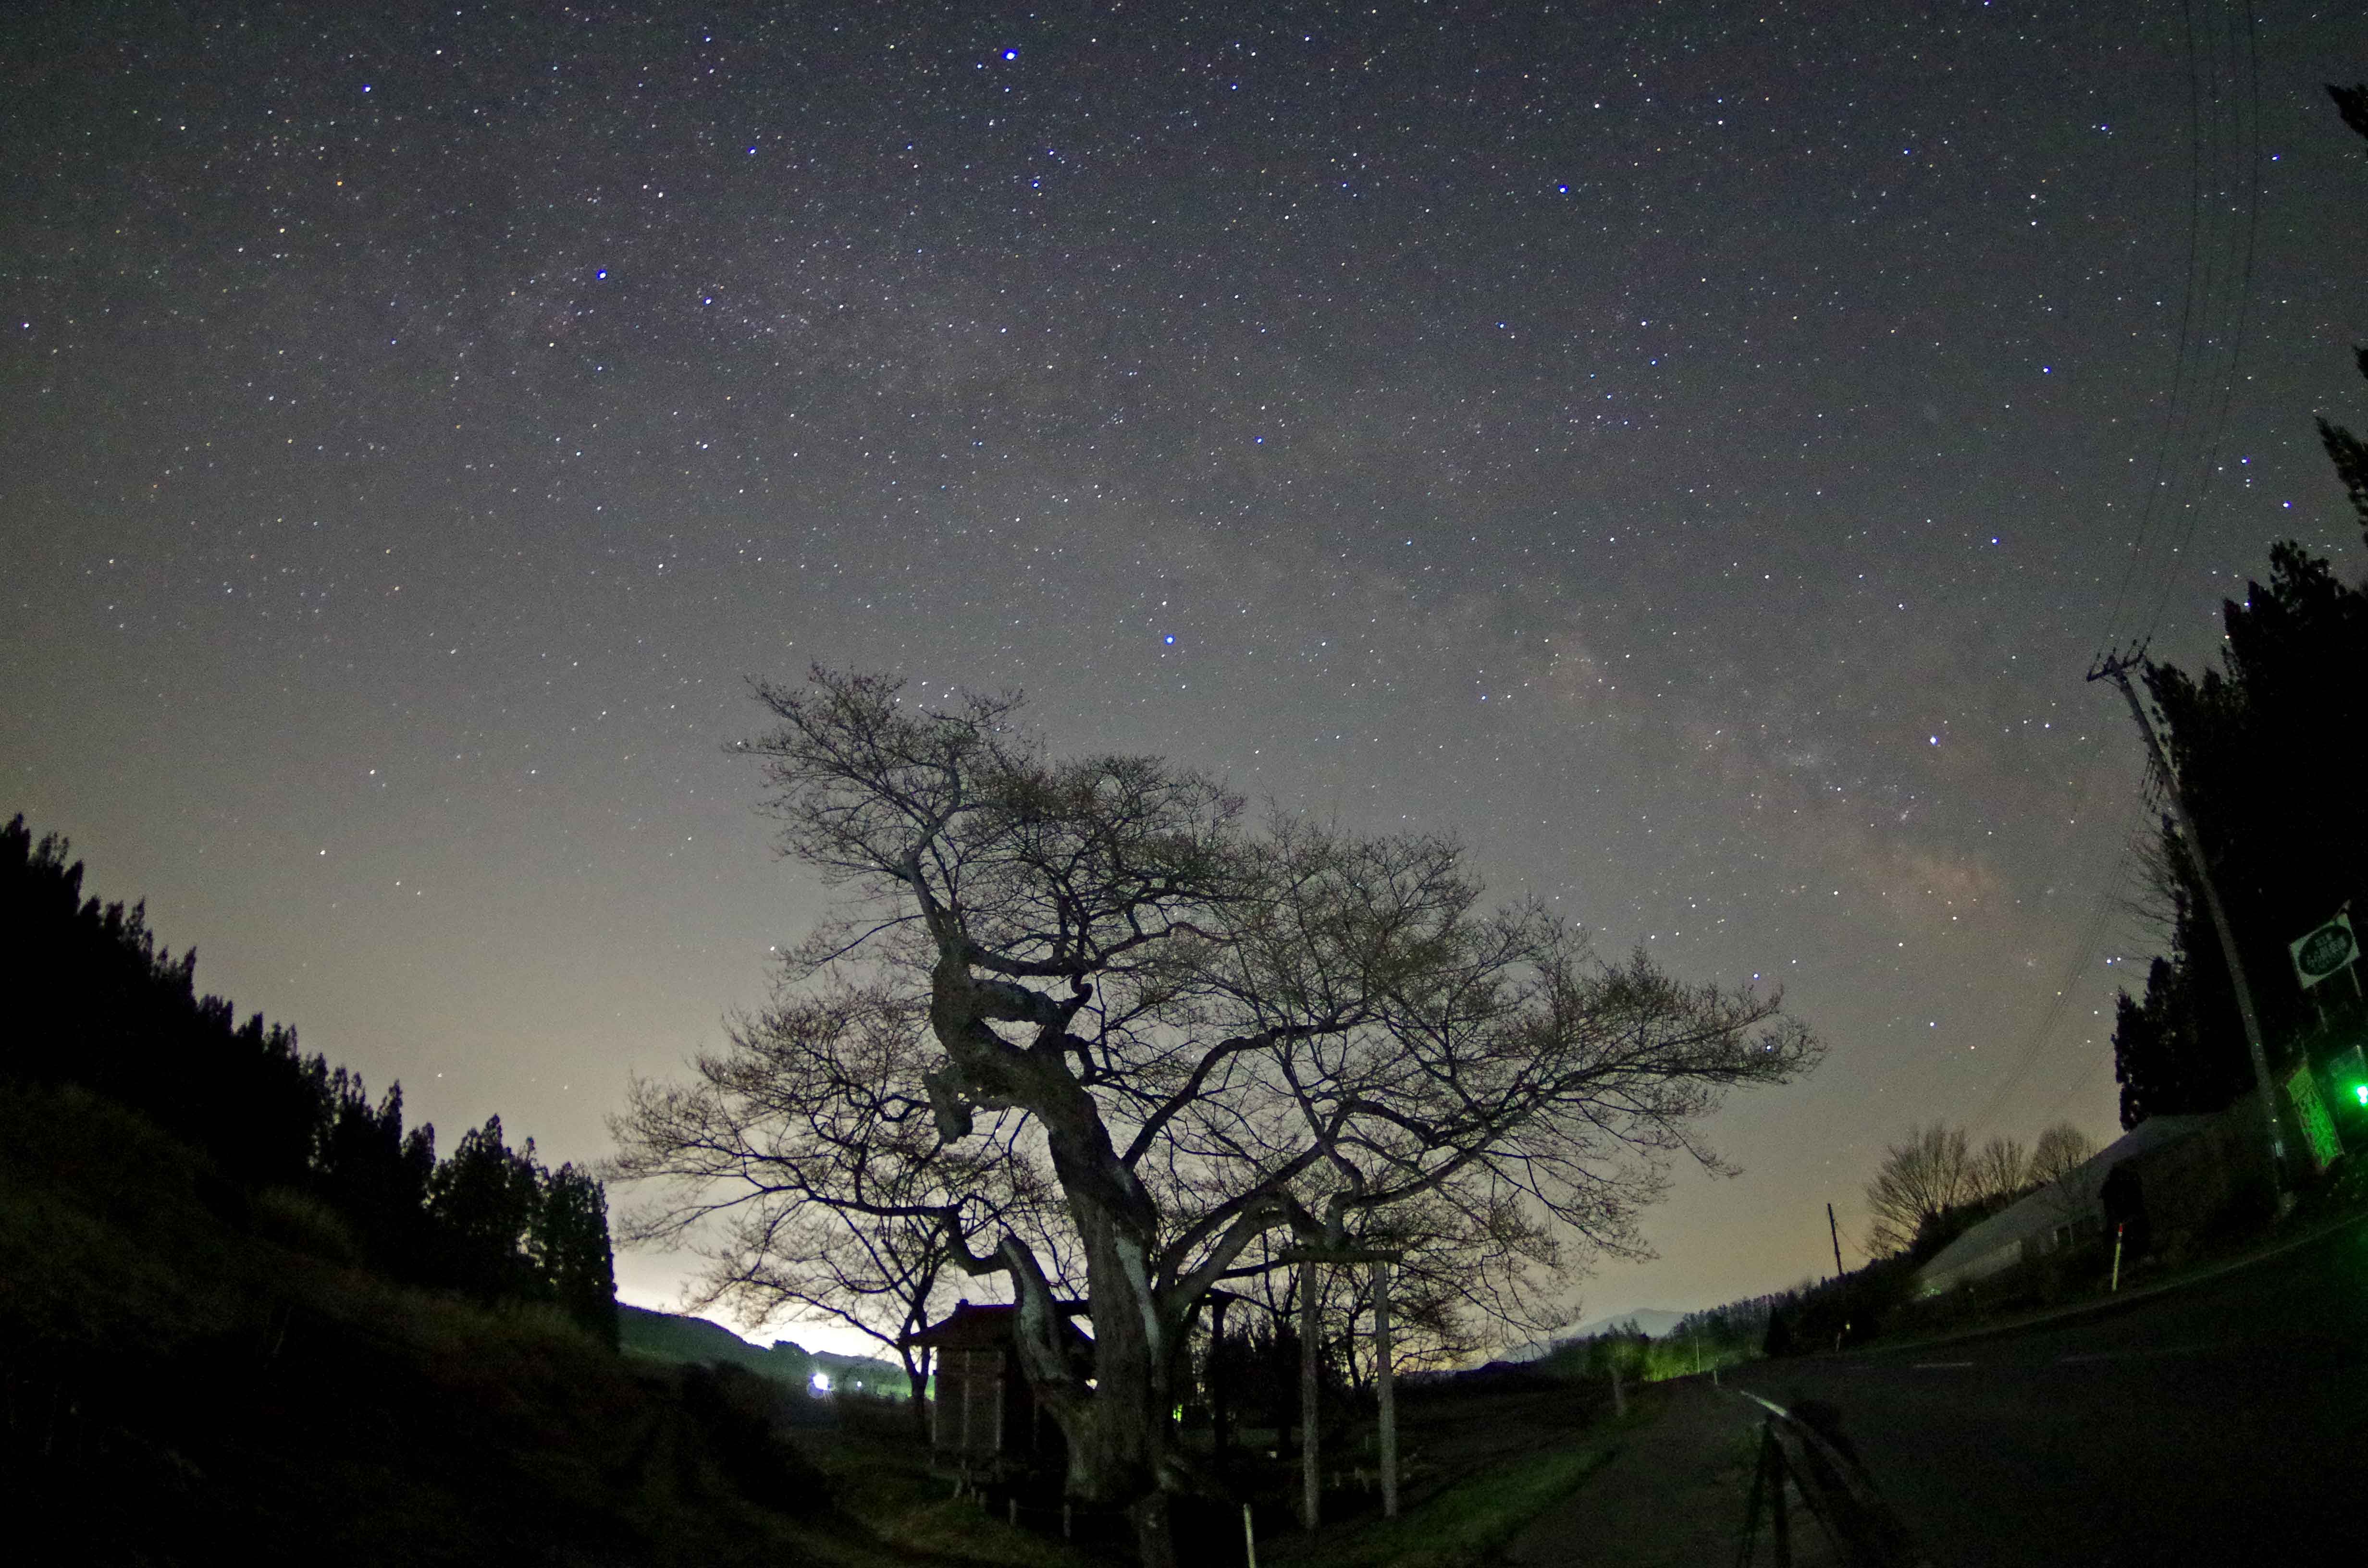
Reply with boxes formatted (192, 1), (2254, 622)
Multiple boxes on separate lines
(1263, 1412), (1639, 1568)
(0, 1082), (1038, 1568)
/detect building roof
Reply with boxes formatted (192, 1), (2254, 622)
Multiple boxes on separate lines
(904, 1302), (1021, 1350)
(1914, 1115), (2218, 1292)
(902, 1299), (1090, 1350)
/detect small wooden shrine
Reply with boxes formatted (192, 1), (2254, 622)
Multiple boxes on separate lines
(903, 1301), (1084, 1481)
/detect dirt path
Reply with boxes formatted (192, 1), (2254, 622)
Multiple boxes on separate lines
(1504, 1382), (1839, 1568)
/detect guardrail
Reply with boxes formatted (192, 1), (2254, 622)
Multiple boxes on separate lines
(1734, 1392), (1933, 1568)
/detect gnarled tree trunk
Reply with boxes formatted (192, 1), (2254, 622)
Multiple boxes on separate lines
(740, 669), (1821, 1568)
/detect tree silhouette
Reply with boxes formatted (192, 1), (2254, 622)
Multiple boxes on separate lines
(2, 814), (619, 1339)
(311, 1068), (439, 1276)
(2027, 1122), (2099, 1187)
(2111, 547), (2368, 1126)
(731, 667), (1817, 1565)
(536, 1163), (621, 1347)
(430, 1115), (545, 1304)
(2109, 89), (2368, 1127)
(614, 975), (1067, 1432)
(0, 817), (318, 1188)
(1863, 1124), (1973, 1257)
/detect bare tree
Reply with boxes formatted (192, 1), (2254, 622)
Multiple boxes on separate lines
(1334, 1188), (1561, 1374)
(1966, 1135), (2030, 1206)
(609, 975), (1069, 1433)
(735, 669), (1819, 1565)
(1207, 1189), (1548, 1383)
(1867, 1122), (2103, 1258)
(2028, 1122), (2101, 1187)
(1863, 1123), (1974, 1256)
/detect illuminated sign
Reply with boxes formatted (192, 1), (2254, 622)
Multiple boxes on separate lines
(2290, 913), (2359, 990)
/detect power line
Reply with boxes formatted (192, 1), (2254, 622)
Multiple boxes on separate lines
(2138, 0), (2265, 647)
(2091, 0), (2264, 662)
(1964, 789), (2151, 1139)
(2093, 0), (2217, 666)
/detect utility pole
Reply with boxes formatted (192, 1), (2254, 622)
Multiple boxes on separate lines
(1825, 1203), (1845, 1281)
(2091, 650), (2291, 1204)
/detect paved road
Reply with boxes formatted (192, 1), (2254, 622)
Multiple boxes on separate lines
(1731, 1216), (2368, 1566)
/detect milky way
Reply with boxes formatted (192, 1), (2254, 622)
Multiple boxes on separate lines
(3, 0), (2362, 1341)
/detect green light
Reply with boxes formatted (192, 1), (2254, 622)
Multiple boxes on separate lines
(2354, 1084), (2367, 1107)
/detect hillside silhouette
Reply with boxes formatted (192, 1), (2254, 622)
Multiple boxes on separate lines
(0, 814), (955, 1567)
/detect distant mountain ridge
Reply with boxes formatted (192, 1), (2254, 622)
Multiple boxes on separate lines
(1565, 1308), (1690, 1341)
(618, 1304), (911, 1395)
(1497, 1307), (1690, 1363)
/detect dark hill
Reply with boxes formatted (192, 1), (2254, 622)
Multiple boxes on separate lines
(0, 1080), (914, 1567)
(618, 1305), (911, 1397)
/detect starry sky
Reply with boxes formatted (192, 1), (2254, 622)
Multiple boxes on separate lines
(4, 0), (2363, 1350)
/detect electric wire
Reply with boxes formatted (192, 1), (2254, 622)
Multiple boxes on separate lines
(1964, 788), (2154, 1139)
(2137, 0), (2264, 647)
(2092, 0), (2216, 668)
(2092, 0), (2263, 665)
(2068, 1), (2262, 1143)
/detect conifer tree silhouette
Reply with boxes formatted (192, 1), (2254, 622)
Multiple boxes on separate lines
(2, 814), (619, 1334)
(429, 1116), (544, 1303)
(536, 1164), (621, 1345)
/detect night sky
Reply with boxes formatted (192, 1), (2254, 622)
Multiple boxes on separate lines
(5, 0), (2363, 1349)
